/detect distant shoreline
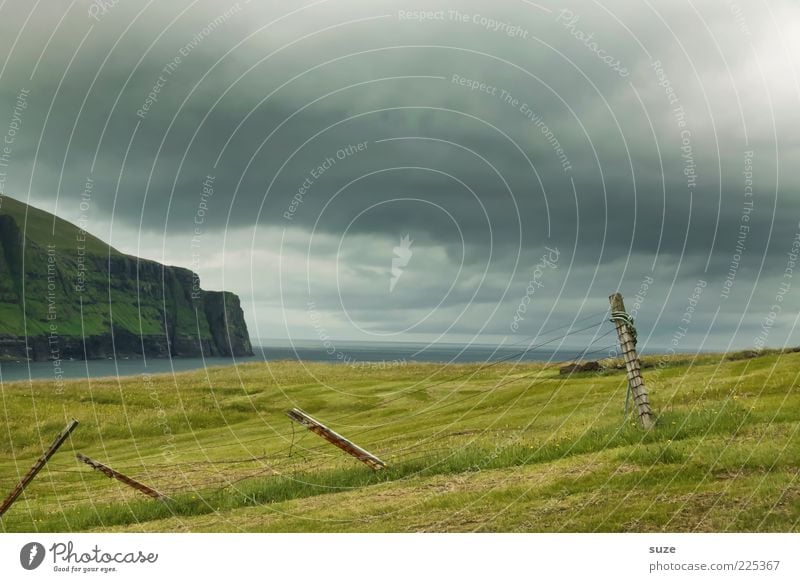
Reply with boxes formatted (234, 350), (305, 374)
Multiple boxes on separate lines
(1, 344), (796, 385)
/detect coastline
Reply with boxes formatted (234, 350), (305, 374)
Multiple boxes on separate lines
(1, 345), (794, 385)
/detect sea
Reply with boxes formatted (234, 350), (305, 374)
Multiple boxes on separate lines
(0, 340), (604, 383)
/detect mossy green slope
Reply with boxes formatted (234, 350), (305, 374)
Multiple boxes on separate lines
(0, 194), (251, 359)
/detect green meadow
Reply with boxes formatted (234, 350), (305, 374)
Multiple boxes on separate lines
(0, 351), (798, 532)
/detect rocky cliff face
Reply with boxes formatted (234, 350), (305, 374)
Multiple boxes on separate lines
(0, 195), (252, 361)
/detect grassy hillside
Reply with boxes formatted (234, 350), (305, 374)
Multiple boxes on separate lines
(0, 352), (797, 532)
(0, 194), (115, 257)
(0, 195), (251, 358)
(0, 194), (205, 339)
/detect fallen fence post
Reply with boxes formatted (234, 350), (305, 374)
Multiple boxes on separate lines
(609, 292), (655, 429)
(285, 408), (386, 470)
(0, 418), (79, 518)
(76, 453), (167, 500)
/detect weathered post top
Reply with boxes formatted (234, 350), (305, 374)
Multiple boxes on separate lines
(609, 292), (625, 313)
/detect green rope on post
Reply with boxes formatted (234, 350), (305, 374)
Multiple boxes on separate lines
(610, 310), (637, 347)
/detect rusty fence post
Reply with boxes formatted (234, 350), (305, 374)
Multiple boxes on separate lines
(76, 453), (167, 500)
(0, 418), (79, 518)
(285, 408), (386, 470)
(609, 293), (655, 429)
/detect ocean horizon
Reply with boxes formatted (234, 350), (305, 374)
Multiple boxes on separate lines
(0, 338), (618, 383)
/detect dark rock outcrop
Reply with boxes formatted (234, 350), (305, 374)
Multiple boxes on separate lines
(559, 361), (602, 375)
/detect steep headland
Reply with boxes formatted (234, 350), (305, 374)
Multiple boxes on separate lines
(0, 195), (252, 361)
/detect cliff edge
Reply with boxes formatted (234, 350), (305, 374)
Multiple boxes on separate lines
(0, 195), (252, 361)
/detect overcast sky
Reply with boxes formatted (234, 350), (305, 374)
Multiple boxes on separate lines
(1, 0), (798, 351)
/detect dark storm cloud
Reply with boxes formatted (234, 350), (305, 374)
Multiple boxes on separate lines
(1, 0), (798, 348)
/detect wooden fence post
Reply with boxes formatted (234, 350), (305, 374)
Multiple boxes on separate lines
(0, 418), (79, 518)
(609, 293), (655, 429)
(76, 453), (167, 500)
(285, 408), (386, 470)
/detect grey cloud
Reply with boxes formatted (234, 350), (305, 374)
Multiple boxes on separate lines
(1, 0), (798, 348)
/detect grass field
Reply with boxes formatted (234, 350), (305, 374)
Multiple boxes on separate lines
(0, 351), (798, 532)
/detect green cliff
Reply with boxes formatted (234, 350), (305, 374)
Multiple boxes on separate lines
(0, 195), (252, 361)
